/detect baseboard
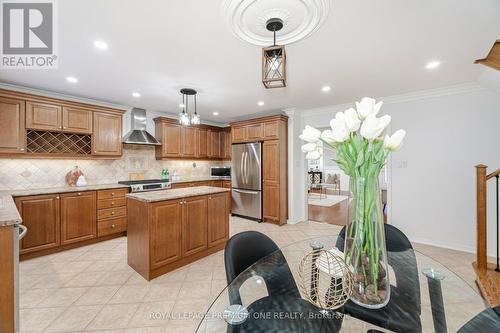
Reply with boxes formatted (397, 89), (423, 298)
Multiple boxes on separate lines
(409, 236), (496, 258)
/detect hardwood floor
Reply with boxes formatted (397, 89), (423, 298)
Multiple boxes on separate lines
(308, 198), (349, 226)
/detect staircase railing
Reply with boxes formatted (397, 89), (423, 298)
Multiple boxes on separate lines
(475, 164), (499, 272)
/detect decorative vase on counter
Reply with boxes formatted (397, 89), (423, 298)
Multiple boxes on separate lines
(299, 97), (407, 309)
(76, 175), (87, 187)
(345, 175), (389, 308)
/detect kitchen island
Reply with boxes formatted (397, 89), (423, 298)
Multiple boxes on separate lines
(126, 186), (231, 280)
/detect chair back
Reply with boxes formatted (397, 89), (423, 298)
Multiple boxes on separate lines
(224, 231), (300, 305)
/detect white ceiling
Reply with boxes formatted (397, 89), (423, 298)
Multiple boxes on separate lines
(0, 0), (499, 123)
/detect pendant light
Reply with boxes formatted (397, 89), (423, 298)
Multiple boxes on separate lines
(178, 88), (200, 126)
(262, 18), (286, 89)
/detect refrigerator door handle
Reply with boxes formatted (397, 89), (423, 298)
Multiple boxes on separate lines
(233, 188), (260, 195)
(240, 151), (245, 184)
(244, 152), (249, 184)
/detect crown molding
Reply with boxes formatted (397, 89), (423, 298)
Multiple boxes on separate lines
(0, 81), (132, 111)
(299, 82), (485, 118)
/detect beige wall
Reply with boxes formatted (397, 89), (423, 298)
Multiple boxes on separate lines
(0, 145), (227, 190)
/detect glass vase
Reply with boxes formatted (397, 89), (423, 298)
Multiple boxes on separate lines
(344, 176), (390, 309)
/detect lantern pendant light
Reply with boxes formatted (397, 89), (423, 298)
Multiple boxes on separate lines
(262, 18), (286, 89)
(178, 88), (200, 126)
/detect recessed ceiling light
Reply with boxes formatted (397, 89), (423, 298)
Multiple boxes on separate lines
(132, 92), (141, 98)
(426, 61), (440, 69)
(321, 85), (331, 92)
(93, 40), (108, 50)
(66, 76), (78, 83)
(257, 101), (264, 106)
(212, 111), (219, 116)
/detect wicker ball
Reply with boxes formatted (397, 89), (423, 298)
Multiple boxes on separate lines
(298, 248), (354, 310)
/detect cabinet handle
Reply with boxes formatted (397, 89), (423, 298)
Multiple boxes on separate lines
(63, 126), (67, 129)
(111, 201), (115, 205)
(111, 211), (115, 215)
(111, 193), (115, 196)
(19, 148), (24, 151)
(56, 196), (60, 199)
(111, 224), (116, 228)
(77, 193), (82, 196)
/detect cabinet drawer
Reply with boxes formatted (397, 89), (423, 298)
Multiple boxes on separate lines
(97, 198), (126, 209)
(97, 188), (128, 200)
(98, 217), (126, 237)
(98, 206), (126, 220)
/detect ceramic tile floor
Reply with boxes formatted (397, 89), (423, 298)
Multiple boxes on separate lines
(19, 217), (488, 332)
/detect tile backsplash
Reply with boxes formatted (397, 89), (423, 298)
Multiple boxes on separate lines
(0, 145), (227, 190)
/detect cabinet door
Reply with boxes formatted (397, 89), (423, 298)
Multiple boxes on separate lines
(181, 127), (197, 157)
(93, 112), (122, 156)
(208, 193), (228, 247)
(263, 184), (280, 221)
(263, 140), (280, 185)
(62, 107), (92, 133)
(0, 97), (25, 154)
(182, 196), (208, 257)
(26, 101), (62, 131)
(209, 130), (220, 158)
(15, 194), (60, 254)
(246, 124), (263, 140)
(231, 126), (246, 143)
(161, 123), (182, 157)
(219, 131), (227, 159)
(264, 121), (279, 139)
(225, 131), (232, 159)
(60, 191), (96, 245)
(197, 128), (208, 158)
(150, 200), (182, 268)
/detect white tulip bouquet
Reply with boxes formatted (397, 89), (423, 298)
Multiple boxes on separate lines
(300, 97), (405, 308)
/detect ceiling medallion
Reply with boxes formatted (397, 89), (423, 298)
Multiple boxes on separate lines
(222, 0), (332, 46)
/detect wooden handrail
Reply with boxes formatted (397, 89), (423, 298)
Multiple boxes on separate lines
(486, 168), (500, 180)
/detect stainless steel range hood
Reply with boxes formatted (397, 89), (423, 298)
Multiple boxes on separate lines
(122, 108), (161, 145)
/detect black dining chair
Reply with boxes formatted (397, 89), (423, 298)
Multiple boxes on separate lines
(224, 231), (343, 333)
(336, 224), (423, 333)
(457, 305), (500, 332)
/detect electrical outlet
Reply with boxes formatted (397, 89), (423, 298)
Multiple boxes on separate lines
(398, 160), (408, 168)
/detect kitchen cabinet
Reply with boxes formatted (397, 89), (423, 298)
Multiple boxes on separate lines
(97, 188), (128, 237)
(197, 128), (209, 158)
(150, 200), (182, 269)
(14, 194), (60, 254)
(92, 112), (123, 156)
(154, 117), (228, 160)
(182, 196), (208, 256)
(25, 101), (62, 131)
(62, 107), (92, 134)
(231, 115), (288, 225)
(208, 192), (229, 247)
(0, 97), (25, 154)
(220, 129), (231, 160)
(60, 191), (97, 245)
(127, 191), (230, 280)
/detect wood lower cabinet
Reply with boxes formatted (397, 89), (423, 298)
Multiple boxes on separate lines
(0, 225), (15, 333)
(208, 193), (229, 247)
(93, 112), (122, 156)
(150, 200), (182, 269)
(127, 191), (230, 280)
(62, 107), (92, 134)
(0, 97), (25, 154)
(263, 183), (280, 221)
(182, 196), (208, 256)
(26, 101), (62, 131)
(15, 194), (60, 254)
(60, 191), (97, 245)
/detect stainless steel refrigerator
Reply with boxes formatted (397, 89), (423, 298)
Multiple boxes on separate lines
(231, 142), (262, 221)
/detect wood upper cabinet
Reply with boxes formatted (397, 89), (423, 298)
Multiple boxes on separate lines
(232, 126), (246, 142)
(246, 123), (263, 140)
(208, 192), (229, 247)
(0, 97), (25, 154)
(156, 122), (181, 157)
(26, 101), (62, 131)
(220, 130), (231, 160)
(197, 128), (208, 158)
(150, 200), (182, 268)
(182, 196), (208, 257)
(264, 121), (279, 139)
(15, 194), (60, 254)
(181, 127), (197, 157)
(62, 107), (92, 133)
(93, 112), (122, 156)
(60, 191), (97, 245)
(208, 130), (220, 158)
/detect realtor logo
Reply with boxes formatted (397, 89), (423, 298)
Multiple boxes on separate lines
(1, 0), (57, 69)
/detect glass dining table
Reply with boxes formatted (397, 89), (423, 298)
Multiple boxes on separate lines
(195, 235), (488, 333)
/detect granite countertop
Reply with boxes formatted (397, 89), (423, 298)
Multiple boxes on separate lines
(0, 193), (22, 227)
(127, 186), (230, 203)
(170, 176), (231, 183)
(0, 183), (129, 227)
